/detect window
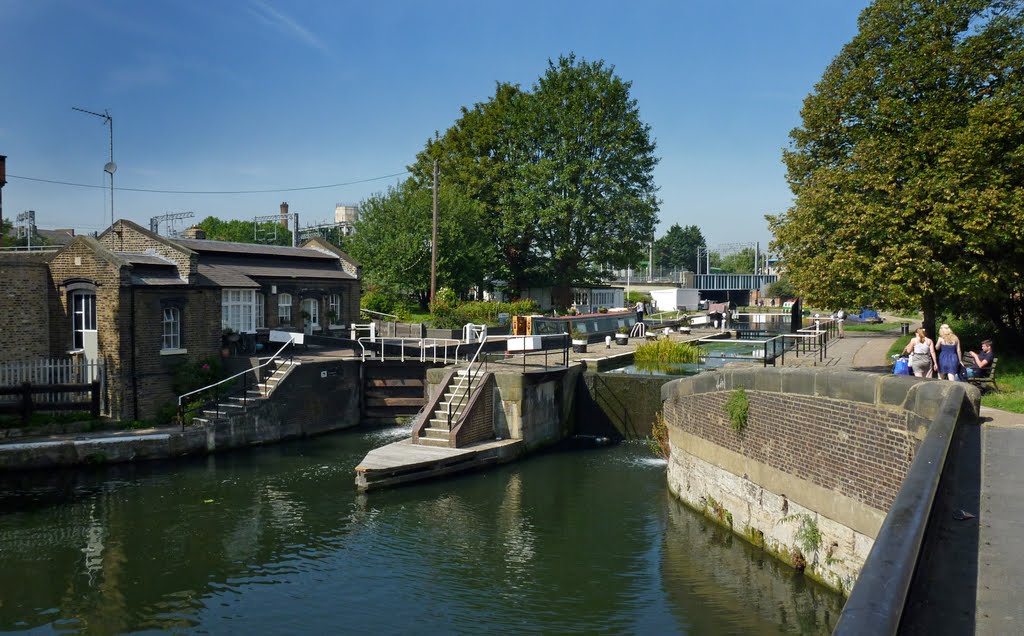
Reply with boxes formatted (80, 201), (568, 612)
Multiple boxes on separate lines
(221, 289), (257, 333)
(255, 293), (265, 329)
(327, 293), (341, 325)
(162, 307), (181, 350)
(71, 291), (96, 350)
(278, 293), (292, 325)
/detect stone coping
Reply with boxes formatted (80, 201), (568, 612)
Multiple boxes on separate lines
(662, 367), (980, 634)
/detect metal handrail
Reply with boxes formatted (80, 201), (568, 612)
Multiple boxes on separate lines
(357, 337), (462, 363)
(360, 308), (398, 337)
(176, 336), (296, 428)
(446, 335), (490, 429)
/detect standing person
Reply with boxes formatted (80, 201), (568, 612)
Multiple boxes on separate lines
(966, 339), (995, 379)
(935, 324), (963, 381)
(903, 328), (938, 378)
(836, 309), (845, 338)
(636, 299), (645, 323)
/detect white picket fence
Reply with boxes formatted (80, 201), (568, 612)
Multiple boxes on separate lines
(0, 357), (106, 413)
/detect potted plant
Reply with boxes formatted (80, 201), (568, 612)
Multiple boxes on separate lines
(570, 329), (588, 354)
(615, 326), (629, 345)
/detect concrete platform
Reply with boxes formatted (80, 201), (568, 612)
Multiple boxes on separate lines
(354, 437), (524, 492)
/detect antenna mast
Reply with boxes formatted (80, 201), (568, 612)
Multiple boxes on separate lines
(73, 107), (115, 229)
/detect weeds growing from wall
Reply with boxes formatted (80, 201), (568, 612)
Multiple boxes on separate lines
(723, 388), (749, 432)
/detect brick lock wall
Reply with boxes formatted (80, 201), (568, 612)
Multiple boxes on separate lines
(455, 373), (496, 447)
(0, 255), (52, 364)
(665, 391), (923, 512)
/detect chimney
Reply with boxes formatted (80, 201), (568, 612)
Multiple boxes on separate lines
(183, 225), (207, 240)
(280, 202), (289, 227)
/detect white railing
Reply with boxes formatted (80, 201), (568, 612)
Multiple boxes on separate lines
(360, 308), (398, 337)
(0, 357), (106, 413)
(446, 335), (490, 428)
(357, 337), (462, 363)
(177, 335), (296, 419)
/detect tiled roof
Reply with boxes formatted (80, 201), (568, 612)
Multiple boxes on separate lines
(196, 263), (260, 288)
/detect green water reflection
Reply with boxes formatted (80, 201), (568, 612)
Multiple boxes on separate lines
(0, 428), (842, 634)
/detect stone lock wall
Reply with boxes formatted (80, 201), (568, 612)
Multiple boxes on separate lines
(661, 367), (975, 595)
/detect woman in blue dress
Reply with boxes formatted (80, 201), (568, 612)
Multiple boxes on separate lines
(935, 323), (963, 381)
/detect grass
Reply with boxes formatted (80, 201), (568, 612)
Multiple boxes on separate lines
(981, 355), (1024, 413)
(634, 340), (703, 365)
(845, 322), (904, 333)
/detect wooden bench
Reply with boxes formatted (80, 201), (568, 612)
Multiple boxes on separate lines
(963, 355), (998, 391)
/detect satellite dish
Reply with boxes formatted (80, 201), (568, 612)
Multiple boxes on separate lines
(104, 161), (117, 175)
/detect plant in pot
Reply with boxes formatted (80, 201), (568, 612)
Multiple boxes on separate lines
(570, 329), (588, 353)
(615, 326), (629, 345)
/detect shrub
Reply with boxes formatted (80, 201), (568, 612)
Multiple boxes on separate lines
(647, 411), (670, 459)
(171, 357), (224, 396)
(724, 388), (749, 432)
(634, 340), (702, 365)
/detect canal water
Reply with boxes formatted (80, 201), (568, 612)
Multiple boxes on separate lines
(0, 427), (843, 634)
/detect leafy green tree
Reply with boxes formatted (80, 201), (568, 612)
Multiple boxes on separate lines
(413, 54), (660, 306)
(719, 247), (756, 274)
(197, 216), (293, 246)
(767, 277), (795, 301)
(347, 180), (494, 310)
(768, 0), (1024, 342)
(655, 224), (705, 271)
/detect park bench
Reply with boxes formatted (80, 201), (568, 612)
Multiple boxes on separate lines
(963, 355), (999, 392)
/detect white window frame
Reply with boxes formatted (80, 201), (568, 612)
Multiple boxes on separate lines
(161, 307), (185, 354)
(327, 293), (342, 326)
(278, 293), (292, 326)
(255, 293), (265, 329)
(221, 289), (257, 334)
(71, 291), (96, 351)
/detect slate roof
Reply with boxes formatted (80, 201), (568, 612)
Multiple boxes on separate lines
(117, 252), (177, 266)
(174, 238), (336, 260)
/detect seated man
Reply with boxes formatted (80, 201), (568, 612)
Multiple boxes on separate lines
(966, 339), (994, 379)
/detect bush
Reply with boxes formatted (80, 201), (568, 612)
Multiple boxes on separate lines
(634, 340), (702, 365)
(626, 291), (649, 305)
(431, 299), (540, 330)
(361, 287), (412, 318)
(171, 357), (224, 396)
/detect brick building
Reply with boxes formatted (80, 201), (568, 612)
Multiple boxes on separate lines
(0, 219), (361, 421)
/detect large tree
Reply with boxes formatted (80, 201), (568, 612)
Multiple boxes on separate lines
(347, 180), (494, 310)
(655, 223), (705, 271)
(413, 54), (660, 306)
(768, 0), (1024, 343)
(719, 247), (756, 274)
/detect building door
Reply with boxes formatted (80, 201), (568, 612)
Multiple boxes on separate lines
(301, 298), (319, 335)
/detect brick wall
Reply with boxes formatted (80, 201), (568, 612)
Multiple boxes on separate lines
(665, 390), (923, 512)
(0, 254), (53, 364)
(455, 373), (495, 447)
(98, 220), (195, 278)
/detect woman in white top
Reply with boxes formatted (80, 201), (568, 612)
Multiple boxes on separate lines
(903, 327), (938, 378)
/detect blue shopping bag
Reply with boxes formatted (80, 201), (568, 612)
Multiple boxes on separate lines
(893, 357), (910, 375)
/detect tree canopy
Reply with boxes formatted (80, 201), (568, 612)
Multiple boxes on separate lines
(655, 224), (705, 271)
(197, 216), (293, 246)
(412, 54), (660, 307)
(768, 0), (1024, 342)
(719, 247), (756, 274)
(348, 180), (493, 310)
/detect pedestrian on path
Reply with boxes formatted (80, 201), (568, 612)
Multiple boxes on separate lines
(836, 309), (845, 338)
(903, 328), (938, 378)
(935, 324), (963, 381)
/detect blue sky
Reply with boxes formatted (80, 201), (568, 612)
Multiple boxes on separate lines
(1, 0), (871, 248)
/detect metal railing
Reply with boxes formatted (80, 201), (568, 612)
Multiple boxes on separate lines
(446, 335), (493, 429)
(176, 336), (296, 429)
(357, 337), (463, 363)
(486, 333), (570, 372)
(360, 308), (398, 337)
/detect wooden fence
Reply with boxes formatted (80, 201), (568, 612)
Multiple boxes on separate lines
(0, 381), (102, 422)
(0, 357), (106, 416)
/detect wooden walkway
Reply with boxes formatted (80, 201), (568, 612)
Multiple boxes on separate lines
(355, 437), (523, 491)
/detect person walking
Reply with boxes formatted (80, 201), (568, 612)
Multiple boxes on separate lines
(635, 299), (645, 324)
(903, 328), (938, 378)
(836, 309), (845, 338)
(935, 324), (963, 381)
